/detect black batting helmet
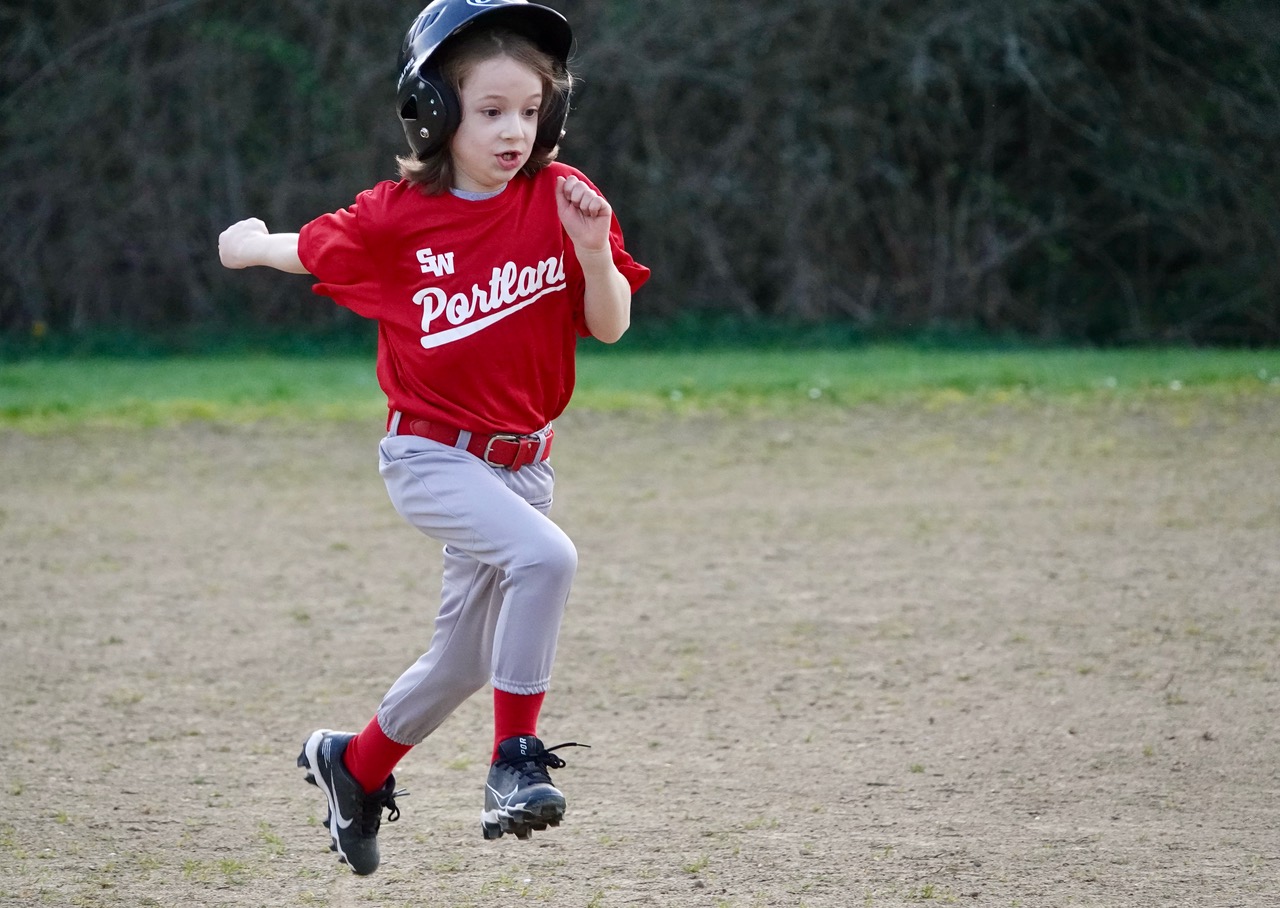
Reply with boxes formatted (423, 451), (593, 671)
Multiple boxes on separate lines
(396, 0), (574, 159)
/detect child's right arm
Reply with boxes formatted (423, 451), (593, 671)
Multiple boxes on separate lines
(218, 218), (310, 274)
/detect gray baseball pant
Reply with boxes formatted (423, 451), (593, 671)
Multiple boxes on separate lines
(373, 428), (576, 745)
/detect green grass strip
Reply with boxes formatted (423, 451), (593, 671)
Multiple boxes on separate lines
(2, 347), (1277, 432)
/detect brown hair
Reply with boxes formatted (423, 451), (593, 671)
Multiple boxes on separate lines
(397, 27), (571, 194)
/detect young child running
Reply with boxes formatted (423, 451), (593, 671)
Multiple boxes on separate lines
(218, 0), (648, 876)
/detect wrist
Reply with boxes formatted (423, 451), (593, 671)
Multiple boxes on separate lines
(575, 244), (612, 268)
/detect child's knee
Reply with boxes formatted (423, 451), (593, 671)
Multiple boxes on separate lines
(539, 530), (578, 580)
(519, 528), (577, 583)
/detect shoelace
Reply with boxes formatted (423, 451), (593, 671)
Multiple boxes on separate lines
(356, 782), (407, 835)
(510, 742), (590, 783)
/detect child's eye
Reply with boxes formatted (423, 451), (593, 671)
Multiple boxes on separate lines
(523, 107), (540, 118)
(482, 108), (501, 118)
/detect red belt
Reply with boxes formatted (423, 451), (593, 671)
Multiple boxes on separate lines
(394, 415), (553, 471)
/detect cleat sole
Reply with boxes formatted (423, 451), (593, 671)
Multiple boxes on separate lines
(480, 800), (566, 841)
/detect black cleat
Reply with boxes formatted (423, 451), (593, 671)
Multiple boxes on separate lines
(298, 729), (403, 875)
(480, 736), (587, 841)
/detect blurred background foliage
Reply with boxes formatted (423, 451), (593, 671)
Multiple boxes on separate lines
(2, 0), (1278, 354)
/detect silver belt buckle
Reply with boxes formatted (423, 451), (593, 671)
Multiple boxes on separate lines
(483, 433), (524, 468)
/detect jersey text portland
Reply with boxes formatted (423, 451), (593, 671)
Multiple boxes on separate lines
(415, 254), (567, 349)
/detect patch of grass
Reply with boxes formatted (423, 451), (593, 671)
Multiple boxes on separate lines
(0, 355), (382, 432)
(431, 854), (463, 873)
(479, 871), (519, 895)
(1, 347), (1276, 431)
(576, 346), (1280, 414)
(682, 854), (710, 874)
(257, 821), (285, 857)
(908, 882), (957, 901)
(0, 822), (20, 852)
(181, 857), (251, 885)
(132, 853), (164, 871)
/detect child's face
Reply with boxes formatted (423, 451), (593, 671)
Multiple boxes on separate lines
(450, 55), (544, 194)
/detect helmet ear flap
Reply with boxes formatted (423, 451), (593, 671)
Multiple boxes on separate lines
(399, 68), (461, 159)
(535, 70), (572, 151)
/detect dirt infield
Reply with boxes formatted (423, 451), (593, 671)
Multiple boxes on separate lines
(2, 396), (1278, 907)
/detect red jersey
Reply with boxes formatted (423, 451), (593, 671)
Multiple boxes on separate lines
(298, 162), (649, 435)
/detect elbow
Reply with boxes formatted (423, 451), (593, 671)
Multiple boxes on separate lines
(599, 321), (629, 345)
(593, 311), (630, 345)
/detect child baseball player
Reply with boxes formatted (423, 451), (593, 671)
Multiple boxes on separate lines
(218, 0), (649, 875)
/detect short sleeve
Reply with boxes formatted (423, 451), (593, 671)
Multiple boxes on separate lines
(564, 213), (651, 338)
(297, 188), (386, 319)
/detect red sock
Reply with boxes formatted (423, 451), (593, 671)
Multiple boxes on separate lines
(342, 716), (413, 794)
(492, 689), (545, 762)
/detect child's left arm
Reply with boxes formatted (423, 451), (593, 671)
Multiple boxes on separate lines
(556, 176), (631, 344)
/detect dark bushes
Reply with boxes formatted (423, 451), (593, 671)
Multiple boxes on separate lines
(2, 0), (1277, 347)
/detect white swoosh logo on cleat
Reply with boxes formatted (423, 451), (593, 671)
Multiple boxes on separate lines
(487, 784), (526, 813)
(309, 733), (354, 831)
